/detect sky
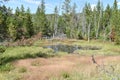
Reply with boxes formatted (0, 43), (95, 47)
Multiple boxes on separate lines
(1, 0), (120, 14)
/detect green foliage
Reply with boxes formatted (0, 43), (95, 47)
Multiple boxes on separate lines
(34, 0), (50, 36)
(0, 5), (10, 41)
(0, 46), (6, 53)
(0, 63), (14, 72)
(0, 0), (120, 45)
(31, 61), (41, 66)
(0, 46), (54, 64)
(110, 0), (120, 44)
(7, 17), (17, 40)
(18, 67), (27, 73)
(62, 72), (70, 79)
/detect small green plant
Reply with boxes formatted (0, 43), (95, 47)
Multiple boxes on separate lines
(62, 72), (70, 79)
(0, 46), (6, 53)
(18, 67), (27, 73)
(0, 63), (14, 72)
(31, 61), (41, 66)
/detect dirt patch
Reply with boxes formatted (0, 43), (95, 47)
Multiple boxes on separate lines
(14, 54), (120, 80)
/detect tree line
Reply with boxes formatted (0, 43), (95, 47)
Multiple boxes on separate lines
(0, 0), (120, 44)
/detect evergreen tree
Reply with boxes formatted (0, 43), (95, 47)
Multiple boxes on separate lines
(34, 0), (49, 36)
(25, 8), (34, 37)
(62, 0), (71, 38)
(7, 17), (17, 41)
(0, 5), (9, 41)
(95, 0), (103, 39)
(111, 0), (120, 44)
(84, 3), (92, 42)
(14, 5), (34, 39)
(34, 6), (41, 33)
(69, 3), (78, 38)
(102, 4), (111, 41)
(39, 0), (49, 36)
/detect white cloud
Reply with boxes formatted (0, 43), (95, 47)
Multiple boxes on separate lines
(118, 2), (120, 6)
(24, 0), (55, 13)
(91, 4), (96, 10)
(45, 3), (54, 10)
(24, 0), (41, 5)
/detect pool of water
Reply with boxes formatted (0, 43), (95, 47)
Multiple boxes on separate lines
(43, 44), (101, 53)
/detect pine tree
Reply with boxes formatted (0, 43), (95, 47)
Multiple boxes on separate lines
(15, 5), (26, 39)
(69, 3), (78, 38)
(62, 0), (71, 38)
(8, 18), (17, 41)
(34, 6), (41, 33)
(84, 3), (92, 42)
(0, 5), (9, 41)
(111, 0), (120, 44)
(102, 4), (111, 41)
(25, 8), (34, 37)
(34, 0), (49, 36)
(95, 0), (103, 39)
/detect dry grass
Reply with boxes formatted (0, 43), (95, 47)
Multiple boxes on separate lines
(5, 54), (119, 80)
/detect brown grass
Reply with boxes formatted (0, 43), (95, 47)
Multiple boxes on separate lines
(13, 54), (120, 80)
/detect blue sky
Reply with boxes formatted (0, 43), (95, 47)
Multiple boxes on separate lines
(2, 0), (120, 14)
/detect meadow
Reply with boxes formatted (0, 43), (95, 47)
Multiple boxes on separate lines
(0, 39), (120, 80)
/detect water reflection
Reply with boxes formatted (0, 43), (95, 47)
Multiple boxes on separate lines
(43, 44), (101, 53)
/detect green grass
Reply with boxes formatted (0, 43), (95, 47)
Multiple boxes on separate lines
(73, 40), (120, 56)
(0, 71), (22, 80)
(34, 39), (120, 55)
(0, 46), (6, 53)
(0, 46), (54, 65)
(0, 63), (14, 72)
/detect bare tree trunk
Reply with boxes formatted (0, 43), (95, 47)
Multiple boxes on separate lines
(88, 23), (91, 42)
(96, 10), (102, 39)
(96, 21), (100, 39)
(82, 13), (87, 39)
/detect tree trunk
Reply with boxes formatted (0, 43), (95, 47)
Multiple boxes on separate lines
(88, 23), (91, 42)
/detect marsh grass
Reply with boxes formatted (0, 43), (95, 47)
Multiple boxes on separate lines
(50, 64), (120, 80)
(0, 46), (54, 65)
(73, 40), (120, 55)
(0, 39), (120, 80)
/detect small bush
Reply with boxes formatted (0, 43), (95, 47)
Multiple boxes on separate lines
(62, 72), (70, 79)
(0, 63), (14, 72)
(0, 46), (6, 53)
(31, 61), (41, 66)
(18, 67), (27, 73)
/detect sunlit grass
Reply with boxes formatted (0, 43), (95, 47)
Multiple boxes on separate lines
(73, 40), (120, 55)
(50, 63), (120, 80)
(0, 46), (54, 65)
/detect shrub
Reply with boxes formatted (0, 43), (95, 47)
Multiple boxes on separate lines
(18, 67), (27, 73)
(62, 72), (70, 79)
(0, 63), (14, 72)
(0, 46), (6, 53)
